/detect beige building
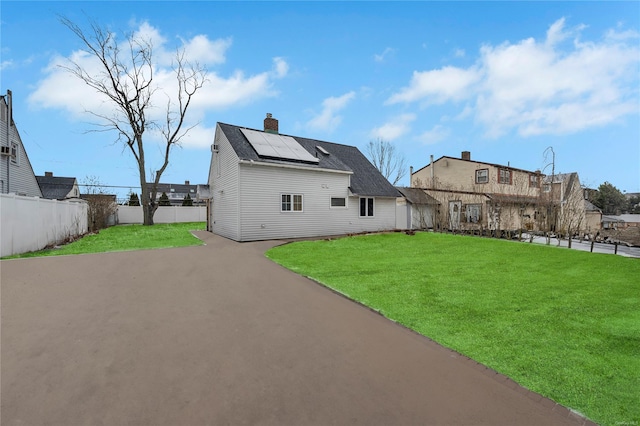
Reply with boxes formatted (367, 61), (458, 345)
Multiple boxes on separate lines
(410, 151), (592, 234)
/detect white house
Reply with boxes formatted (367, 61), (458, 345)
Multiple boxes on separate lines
(1, 90), (43, 197)
(208, 114), (401, 242)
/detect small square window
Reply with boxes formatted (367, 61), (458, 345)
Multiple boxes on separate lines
(464, 204), (482, 223)
(330, 197), (346, 208)
(529, 174), (539, 188)
(475, 169), (488, 184)
(499, 169), (512, 184)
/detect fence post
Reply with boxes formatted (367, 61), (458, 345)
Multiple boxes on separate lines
(614, 242), (618, 255)
(590, 240), (595, 252)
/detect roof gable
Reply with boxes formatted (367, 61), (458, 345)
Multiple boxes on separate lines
(413, 155), (540, 176)
(36, 175), (77, 200)
(217, 122), (400, 197)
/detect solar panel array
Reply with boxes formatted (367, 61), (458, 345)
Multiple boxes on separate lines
(241, 128), (319, 163)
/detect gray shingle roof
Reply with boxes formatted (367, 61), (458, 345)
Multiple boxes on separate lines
(36, 175), (77, 200)
(218, 122), (400, 197)
(396, 187), (439, 205)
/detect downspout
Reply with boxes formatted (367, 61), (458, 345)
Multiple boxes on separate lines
(5, 90), (11, 194)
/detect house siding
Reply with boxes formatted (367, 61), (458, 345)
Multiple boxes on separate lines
(210, 125), (240, 241)
(413, 157), (541, 197)
(0, 99), (42, 197)
(237, 164), (396, 241)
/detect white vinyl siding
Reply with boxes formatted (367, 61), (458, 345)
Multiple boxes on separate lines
(0, 100), (42, 197)
(237, 164), (396, 241)
(210, 126), (240, 241)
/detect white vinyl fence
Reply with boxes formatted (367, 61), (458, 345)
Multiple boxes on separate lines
(117, 205), (207, 224)
(1, 193), (88, 257)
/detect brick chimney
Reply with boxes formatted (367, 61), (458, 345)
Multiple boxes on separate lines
(264, 113), (278, 134)
(461, 151), (471, 161)
(45, 171), (53, 177)
(185, 180), (190, 185)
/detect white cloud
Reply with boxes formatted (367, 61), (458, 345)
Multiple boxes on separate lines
(374, 47), (395, 62)
(418, 125), (450, 145)
(386, 66), (481, 105)
(172, 123), (217, 149)
(28, 22), (287, 148)
(386, 18), (640, 138)
(306, 91), (356, 133)
(370, 113), (416, 141)
(180, 35), (231, 65)
(453, 48), (465, 58)
(1, 60), (14, 71)
(272, 57), (289, 78)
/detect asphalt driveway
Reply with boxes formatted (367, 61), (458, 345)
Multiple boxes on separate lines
(1, 231), (594, 425)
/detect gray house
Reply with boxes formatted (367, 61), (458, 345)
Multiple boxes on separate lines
(1, 90), (43, 197)
(36, 172), (80, 200)
(208, 114), (401, 241)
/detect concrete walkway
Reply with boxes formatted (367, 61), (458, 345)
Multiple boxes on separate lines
(1, 232), (594, 425)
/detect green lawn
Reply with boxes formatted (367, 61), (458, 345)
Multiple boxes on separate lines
(4, 222), (206, 259)
(266, 232), (640, 426)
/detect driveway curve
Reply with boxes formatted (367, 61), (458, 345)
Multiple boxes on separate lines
(1, 231), (594, 425)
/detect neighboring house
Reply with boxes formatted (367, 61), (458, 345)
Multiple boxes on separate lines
(602, 215), (625, 230)
(584, 199), (602, 232)
(411, 151), (588, 234)
(541, 172), (587, 234)
(396, 186), (439, 230)
(606, 214), (640, 228)
(208, 114), (400, 242)
(0, 90), (43, 197)
(36, 172), (81, 200)
(146, 180), (208, 206)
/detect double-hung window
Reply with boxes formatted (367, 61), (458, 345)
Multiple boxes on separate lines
(281, 194), (303, 212)
(465, 204), (482, 223)
(359, 197), (374, 217)
(475, 169), (488, 184)
(499, 168), (512, 184)
(529, 174), (539, 188)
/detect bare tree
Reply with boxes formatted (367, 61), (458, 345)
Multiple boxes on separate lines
(60, 17), (206, 225)
(366, 138), (407, 185)
(81, 175), (118, 232)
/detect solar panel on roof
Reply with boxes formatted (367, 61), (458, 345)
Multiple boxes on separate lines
(241, 128), (319, 163)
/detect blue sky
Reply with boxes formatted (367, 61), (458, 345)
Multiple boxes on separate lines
(2, 1), (639, 199)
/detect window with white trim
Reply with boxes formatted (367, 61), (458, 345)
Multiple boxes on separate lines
(359, 197), (374, 217)
(282, 194), (303, 212)
(475, 169), (488, 184)
(464, 204), (482, 223)
(10, 142), (19, 165)
(330, 197), (346, 208)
